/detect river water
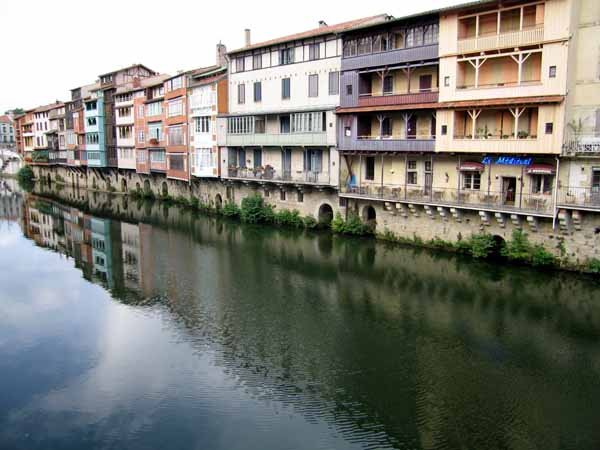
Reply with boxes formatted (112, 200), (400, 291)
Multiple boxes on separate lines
(1, 183), (600, 450)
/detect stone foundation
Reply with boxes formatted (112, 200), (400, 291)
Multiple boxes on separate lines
(31, 165), (600, 266)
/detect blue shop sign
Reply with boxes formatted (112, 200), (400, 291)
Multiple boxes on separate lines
(481, 156), (533, 166)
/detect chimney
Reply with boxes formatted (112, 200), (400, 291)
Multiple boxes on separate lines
(244, 29), (251, 47)
(318, 20), (328, 28)
(216, 42), (227, 67)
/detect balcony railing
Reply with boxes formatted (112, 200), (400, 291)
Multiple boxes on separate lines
(562, 135), (600, 155)
(227, 166), (331, 185)
(358, 90), (439, 107)
(458, 25), (544, 53)
(339, 135), (436, 152)
(558, 186), (600, 209)
(225, 132), (328, 147)
(340, 183), (554, 215)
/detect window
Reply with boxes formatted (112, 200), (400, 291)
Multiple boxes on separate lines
(297, 191), (304, 203)
(118, 126), (132, 139)
(531, 174), (553, 194)
(382, 117), (392, 137)
(462, 172), (481, 190)
(329, 72), (340, 95)
(407, 160), (417, 185)
(87, 117), (97, 126)
(236, 57), (245, 72)
(255, 116), (265, 133)
(167, 76), (183, 91)
(238, 84), (245, 104)
(148, 122), (163, 141)
(227, 116), (254, 134)
(549, 66), (557, 78)
(383, 75), (394, 94)
(365, 156), (375, 180)
(280, 190), (286, 201)
(150, 150), (165, 163)
(280, 48), (294, 65)
(444, 76), (450, 87)
(146, 101), (162, 117)
(253, 148), (262, 168)
(168, 125), (184, 146)
(136, 151), (147, 163)
(346, 84), (353, 95)
(291, 112), (324, 132)
(195, 116), (210, 133)
(280, 115), (291, 133)
(138, 130), (145, 143)
(194, 148), (214, 170)
(168, 98), (183, 117)
(253, 54), (262, 70)
(169, 154), (185, 171)
(254, 82), (262, 102)
(308, 74), (319, 97)
(238, 148), (246, 167)
(137, 105), (144, 118)
(282, 78), (291, 99)
(308, 43), (320, 61)
(545, 122), (553, 134)
(592, 168), (600, 190)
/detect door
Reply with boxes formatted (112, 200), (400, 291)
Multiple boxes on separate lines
(424, 160), (433, 195)
(591, 168), (600, 205)
(253, 148), (262, 168)
(419, 74), (432, 92)
(282, 148), (292, 180)
(407, 116), (417, 139)
(304, 149), (322, 183)
(502, 177), (517, 205)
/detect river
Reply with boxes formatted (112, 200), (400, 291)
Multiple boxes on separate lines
(1, 182), (600, 450)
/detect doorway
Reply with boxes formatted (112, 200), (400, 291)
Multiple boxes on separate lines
(419, 74), (432, 92)
(407, 116), (417, 139)
(502, 177), (517, 205)
(282, 148), (292, 180)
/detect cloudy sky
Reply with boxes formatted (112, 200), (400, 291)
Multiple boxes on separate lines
(1, 0), (462, 114)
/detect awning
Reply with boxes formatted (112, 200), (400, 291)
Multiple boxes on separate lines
(526, 164), (555, 175)
(459, 162), (484, 171)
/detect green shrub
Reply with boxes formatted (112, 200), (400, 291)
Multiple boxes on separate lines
(302, 214), (318, 229)
(331, 212), (345, 233)
(222, 201), (240, 218)
(502, 229), (530, 261)
(587, 258), (600, 274)
(330, 211), (372, 236)
(531, 244), (556, 267)
(190, 197), (200, 210)
(274, 209), (303, 228)
(240, 194), (272, 224)
(467, 233), (496, 258)
(16, 166), (35, 191)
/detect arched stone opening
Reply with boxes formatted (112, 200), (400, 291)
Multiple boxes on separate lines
(215, 194), (223, 210)
(317, 203), (334, 225)
(161, 182), (168, 197)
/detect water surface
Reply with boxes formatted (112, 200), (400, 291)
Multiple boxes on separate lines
(1, 186), (600, 450)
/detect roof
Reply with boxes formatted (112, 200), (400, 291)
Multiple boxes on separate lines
(189, 65), (226, 79)
(98, 64), (157, 78)
(229, 14), (389, 54)
(0, 115), (12, 124)
(32, 102), (65, 113)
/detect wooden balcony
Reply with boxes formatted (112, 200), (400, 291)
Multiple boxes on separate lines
(358, 91), (438, 108)
(458, 26), (544, 53)
(225, 132), (328, 147)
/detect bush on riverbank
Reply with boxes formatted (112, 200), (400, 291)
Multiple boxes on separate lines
(502, 229), (556, 267)
(16, 166), (35, 191)
(331, 212), (373, 236)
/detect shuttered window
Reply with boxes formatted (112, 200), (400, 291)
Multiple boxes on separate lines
(308, 74), (318, 98)
(328, 71), (339, 95)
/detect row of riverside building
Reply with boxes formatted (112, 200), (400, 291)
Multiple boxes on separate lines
(13, 0), (600, 244)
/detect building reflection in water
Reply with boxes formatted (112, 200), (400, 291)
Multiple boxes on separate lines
(6, 183), (600, 450)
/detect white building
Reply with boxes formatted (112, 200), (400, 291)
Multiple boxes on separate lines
(219, 16), (386, 191)
(188, 57), (227, 178)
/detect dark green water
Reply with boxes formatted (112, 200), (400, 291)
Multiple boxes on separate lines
(1, 185), (600, 450)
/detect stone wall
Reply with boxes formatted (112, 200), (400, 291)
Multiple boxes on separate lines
(30, 165), (600, 265)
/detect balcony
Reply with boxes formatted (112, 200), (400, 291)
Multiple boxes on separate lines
(342, 44), (438, 72)
(562, 135), (600, 155)
(339, 110), (437, 152)
(226, 132), (327, 147)
(31, 150), (49, 164)
(340, 183), (554, 216)
(558, 186), (600, 211)
(457, 4), (545, 53)
(358, 91), (439, 108)
(227, 166), (332, 186)
(458, 26), (544, 53)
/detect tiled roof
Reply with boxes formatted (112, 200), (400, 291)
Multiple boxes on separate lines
(33, 102), (64, 113)
(0, 115), (12, 124)
(98, 64), (157, 78)
(229, 14), (389, 54)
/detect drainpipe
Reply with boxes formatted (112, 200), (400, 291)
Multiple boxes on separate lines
(552, 156), (560, 230)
